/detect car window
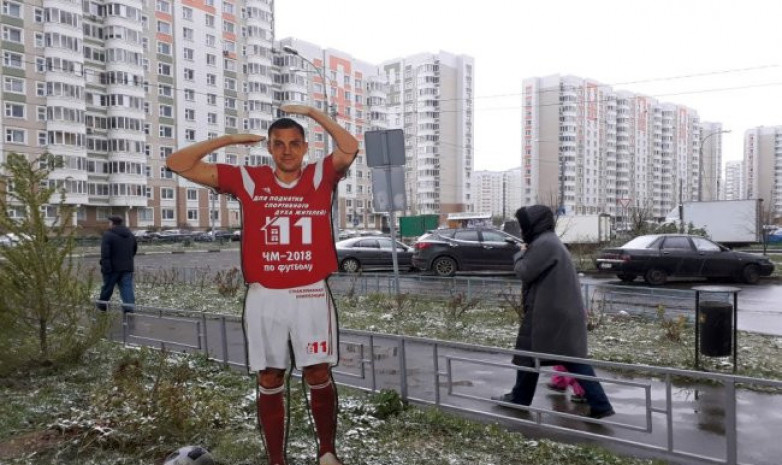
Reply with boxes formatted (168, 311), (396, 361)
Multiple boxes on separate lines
(692, 237), (721, 252)
(481, 230), (509, 242)
(453, 230), (480, 242)
(661, 236), (692, 250)
(377, 238), (398, 250)
(621, 235), (660, 249)
(355, 239), (379, 248)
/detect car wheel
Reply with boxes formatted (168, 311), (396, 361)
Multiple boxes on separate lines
(741, 264), (760, 284)
(340, 258), (361, 273)
(617, 273), (637, 283)
(432, 256), (457, 277)
(644, 268), (667, 286)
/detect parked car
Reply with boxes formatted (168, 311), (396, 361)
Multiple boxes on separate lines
(0, 233), (30, 247)
(594, 234), (775, 285)
(156, 229), (194, 242)
(194, 230), (234, 242)
(336, 236), (415, 272)
(411, 228), (523, 277)
(132, 230), (159, 242)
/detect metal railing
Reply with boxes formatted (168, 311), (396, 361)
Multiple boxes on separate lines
(104, 302), (782, 465)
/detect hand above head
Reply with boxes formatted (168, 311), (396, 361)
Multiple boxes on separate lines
(280, 104), (313, 117)
(230, 133), (265, 146)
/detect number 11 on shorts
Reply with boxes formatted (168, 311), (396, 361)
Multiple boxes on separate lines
(307, 341), (328, 354)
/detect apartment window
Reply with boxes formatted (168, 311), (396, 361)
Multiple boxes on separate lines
(207, 112), (217, 124)
(208, 131), (218, 139)
(225, 77), (236, 91)
(184, 68), (195, 81)
(157, 41), (172, 55)
(1, 1), (22, 18)
(187, 209), (198, 220)
(155, 0), (170, 13)
(4, 103), (24, 118)
(5, 128), (26, 144)
(205, 0), (214, 6)
(156, 21), (171, 35)
(184, 89), (195, 101)
(187, 189), (198, 200)
(158, 63), (172, 76)
(224, 58), (236, 72)
(225, 116), (237, 128)
(223, 2), (235, 14)
(161, 208), (175, 220)
(223, 20), (235, 34)
(205, 14), (215, 27)
(182, 6), (192, 20)
(159, 125), (173, 138)
(183, 27), (194, 41)
(3, 76), (24, 93)
(185, 129), (196, 141)
(207, 93), (217, 105)
(158, 83), (173, 97)
(206, 74), (216, 86)
(2, 25), (22, 43)
(225, 97), (236, 109)
(223, 40), (236, 53)
(3, 51), (23, 69)
(205, 34), (216, 47)
(160, 146), (173, 158)
(185, 108), (195, 121)
(206, 53), (216, 66)
(159, 104), (173, 118)
(36, 106), (45, 121)
(37, 131), (47, 146)
(161, 187), (175, 200)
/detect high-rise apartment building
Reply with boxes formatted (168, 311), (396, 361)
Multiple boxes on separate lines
(522, 75), (717, 222)
(699, 121), (724, 202)
(744, 126), (782, 220)
(381, 52), (474, 215)
(723, 160), (744, 201)
(471, 167), (522, 220)
(0, 0), (275, 231)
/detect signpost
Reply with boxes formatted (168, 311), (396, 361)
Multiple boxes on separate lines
(365, 129), (406, 294)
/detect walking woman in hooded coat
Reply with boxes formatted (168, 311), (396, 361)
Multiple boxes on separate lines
(493, 205), (614, 419)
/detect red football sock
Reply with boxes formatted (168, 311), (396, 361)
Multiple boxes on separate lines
(309, 379), (338, 458)
(258, 384), (286, 465)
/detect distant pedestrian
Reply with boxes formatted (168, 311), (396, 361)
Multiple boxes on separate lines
(493, 205), (614, 419)
(97, 216), (137, 312)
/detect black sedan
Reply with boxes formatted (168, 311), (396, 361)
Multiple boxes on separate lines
(411, 228), (523, 277)
(595, 234), (775, 285)
(335, 236), (415, 272)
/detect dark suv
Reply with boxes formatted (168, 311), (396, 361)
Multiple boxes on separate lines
(412, 228), (523, 277)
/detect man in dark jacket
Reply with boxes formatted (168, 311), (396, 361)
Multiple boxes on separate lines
(494, 205), (614, 419)
(97, 215), (137, 312)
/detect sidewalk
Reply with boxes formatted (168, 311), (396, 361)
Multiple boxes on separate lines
(116, 310), (782, 465)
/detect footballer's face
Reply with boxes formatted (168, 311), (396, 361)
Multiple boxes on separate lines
(268, 127), (308, 181)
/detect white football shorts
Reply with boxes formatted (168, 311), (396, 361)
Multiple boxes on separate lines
(244, 280), (338, 371)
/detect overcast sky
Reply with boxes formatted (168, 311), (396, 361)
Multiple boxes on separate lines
(275, 0), (782, 171)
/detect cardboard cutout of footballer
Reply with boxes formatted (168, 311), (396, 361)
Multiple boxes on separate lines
(166, 105), (358, 465)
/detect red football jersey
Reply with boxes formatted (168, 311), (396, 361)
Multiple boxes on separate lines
(216, 156), (341, 288)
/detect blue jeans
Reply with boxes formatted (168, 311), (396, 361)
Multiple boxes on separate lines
(98, 271), (135, 313)
(510, 361), (612, 413)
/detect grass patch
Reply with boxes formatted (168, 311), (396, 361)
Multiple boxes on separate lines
(0, 342), (664, 465)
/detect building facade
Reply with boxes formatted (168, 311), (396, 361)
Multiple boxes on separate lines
(723, 160), (744, 201)
(744, 126), (782, 220)
(521, 75), (719, 222)
(471, 167), (522, 220)
(0, 0), (275, 232)
(380, 52), (474, 216)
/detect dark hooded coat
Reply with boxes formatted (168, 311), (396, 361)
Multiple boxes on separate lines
(100, 225), (137, 274)
(512, 205), (587, 365)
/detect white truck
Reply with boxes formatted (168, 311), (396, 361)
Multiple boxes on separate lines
(555, 214), (612, 244)
(665, 199), (761, 244)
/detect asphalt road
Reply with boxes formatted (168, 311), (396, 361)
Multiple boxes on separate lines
(123, 248), (782, 336)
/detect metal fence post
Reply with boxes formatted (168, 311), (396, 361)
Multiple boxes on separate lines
(398, 337), (408, 400)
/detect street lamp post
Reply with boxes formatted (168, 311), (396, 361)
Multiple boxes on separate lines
(282, 45), (337, 155)
(698, 129), (731, 201)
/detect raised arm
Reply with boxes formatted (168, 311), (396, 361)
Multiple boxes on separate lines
(166, 134), (264, 188)
(280, 104), (359, 174)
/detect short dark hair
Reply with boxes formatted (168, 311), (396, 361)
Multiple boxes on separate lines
(268, 117), (306, 140)
(108, 215), (123, 226)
